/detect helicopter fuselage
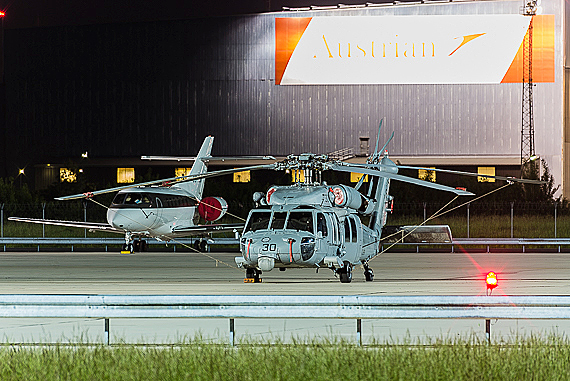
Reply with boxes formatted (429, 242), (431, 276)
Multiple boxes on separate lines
(235, 184), (380, 273)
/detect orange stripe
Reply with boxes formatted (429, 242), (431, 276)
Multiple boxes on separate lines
(275, 18), (312, 85)
(501, 15), (554, 83)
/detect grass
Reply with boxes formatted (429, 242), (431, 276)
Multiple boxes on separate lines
(0, 336), (569, 380)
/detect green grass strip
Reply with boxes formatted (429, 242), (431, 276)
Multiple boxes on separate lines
(0, 336), (569, 380)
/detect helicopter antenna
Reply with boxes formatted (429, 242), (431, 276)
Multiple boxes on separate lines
(373, 119), (383, 155)
(356, 119), (389, 190)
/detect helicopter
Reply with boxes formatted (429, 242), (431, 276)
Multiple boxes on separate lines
(9, 136), (248, 253)
(232, 142), (542, 282)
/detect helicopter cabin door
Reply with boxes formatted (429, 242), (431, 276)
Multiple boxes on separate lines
(342, 215), (360, 263)
(316, 212), (341, 255)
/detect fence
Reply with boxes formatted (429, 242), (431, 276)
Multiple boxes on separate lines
(1, 295), (570, 345)
(1, 201), (568, 240)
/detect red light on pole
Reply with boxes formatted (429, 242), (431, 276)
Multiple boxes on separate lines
(0, 12), (5, 17)
(486, 271), (498, 295)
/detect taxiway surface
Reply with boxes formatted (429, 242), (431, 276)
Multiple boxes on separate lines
(0, 249), (568, 295)
(0, 249), (569, 344)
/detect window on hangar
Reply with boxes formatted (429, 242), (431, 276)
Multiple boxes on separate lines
(117, 168), (135, 184)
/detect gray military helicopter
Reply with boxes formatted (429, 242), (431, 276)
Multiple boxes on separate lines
(173, 124), (542, 283)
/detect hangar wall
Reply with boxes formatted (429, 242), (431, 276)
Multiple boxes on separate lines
(3, 0), (566, 195)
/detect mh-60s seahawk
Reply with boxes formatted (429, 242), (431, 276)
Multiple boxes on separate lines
(191, 124), (541, 283)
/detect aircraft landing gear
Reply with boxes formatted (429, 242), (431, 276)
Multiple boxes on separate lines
(122, 239), (148, 253)
(133, 239), (148, 252)
(193, 239), (208, 252)
(244, 268), (262, 283)
(363, 264), (374, 282)
(338, 261), (353, 283)
(121, 242), (133, 253)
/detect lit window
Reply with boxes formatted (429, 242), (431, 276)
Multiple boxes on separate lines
(291, 169), (305, 182)
(233, 170), (251, 183)
(117, 168), (135, 184)
(59, 168), (77, 183)
(478, 167), (496, 183)
(175, 168), (192, 180)
(418, 167), (436, 182)
(350, 173), (368, 183)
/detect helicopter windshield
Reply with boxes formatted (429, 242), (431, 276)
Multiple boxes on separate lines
(286, 211), (314, 233)
(270, 212), (287, 230)
(244, 211), (271, 232)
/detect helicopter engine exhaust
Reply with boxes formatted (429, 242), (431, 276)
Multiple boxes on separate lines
(198, 197), (228, 222)
(330, 185), (370, 213)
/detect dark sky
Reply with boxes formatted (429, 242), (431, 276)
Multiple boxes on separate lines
(0, 0), (390, 29)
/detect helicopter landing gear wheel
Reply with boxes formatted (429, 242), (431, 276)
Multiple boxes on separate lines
(363, 264), (374, 282)
(339, 261), (353, 283)
(244, 268), (262, 283)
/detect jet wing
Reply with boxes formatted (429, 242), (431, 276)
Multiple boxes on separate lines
(172, 223), (244, 234)
(8, 217), (123, 233)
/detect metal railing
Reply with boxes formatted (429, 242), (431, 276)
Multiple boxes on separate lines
(0, 237), (238, 252)
(3, 237), (570, 252)
(1, 295), (570, 345)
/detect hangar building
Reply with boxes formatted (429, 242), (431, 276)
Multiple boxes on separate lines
(2, 0), (569, 198)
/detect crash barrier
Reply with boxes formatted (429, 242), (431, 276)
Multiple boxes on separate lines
(1, 294), (569, 345)
(386, 238), (570, 253)
(2, 237), (570, 253)
(0, 237), (239, 252)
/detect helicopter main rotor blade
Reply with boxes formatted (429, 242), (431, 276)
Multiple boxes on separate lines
(331, 164), (474, 196)
(344, 162), (545, 185)
(55, 163), (277, 201)
(141, 155), (276, 162)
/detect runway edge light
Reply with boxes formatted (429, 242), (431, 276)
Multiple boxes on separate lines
(486, 271), (498, 295)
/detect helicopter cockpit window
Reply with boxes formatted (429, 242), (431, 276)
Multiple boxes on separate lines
(270, 212), (287, 230)
(316, 213), (328, 237)
(344, 219), (351, 241)
(286, 211), (314, 233)
(350, 216), (358, 243)
(245, 211), (271, 232)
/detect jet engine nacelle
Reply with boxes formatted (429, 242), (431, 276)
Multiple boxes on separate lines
(198, 197), (228, 222)
(330, 185), (370, 213)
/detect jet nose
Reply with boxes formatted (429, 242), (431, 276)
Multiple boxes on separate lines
(107, 208), (132, 229)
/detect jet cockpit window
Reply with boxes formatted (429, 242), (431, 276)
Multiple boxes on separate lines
(112, 193), (126, 205)
(286, 211), (314, 233)
(123, 193), (152, 207)
(270, 212), (287, 230)
(245, 211), (271, 232)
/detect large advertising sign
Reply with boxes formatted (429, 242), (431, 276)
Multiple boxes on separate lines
(275, 15), (554, 85)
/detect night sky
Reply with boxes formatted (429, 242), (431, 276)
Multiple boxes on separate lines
(0, 0), (405, 29)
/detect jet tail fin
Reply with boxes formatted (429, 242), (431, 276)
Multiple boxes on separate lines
(177, 136), (214, 198)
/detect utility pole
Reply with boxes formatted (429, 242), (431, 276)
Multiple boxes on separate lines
(520, 0), (540, 176)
